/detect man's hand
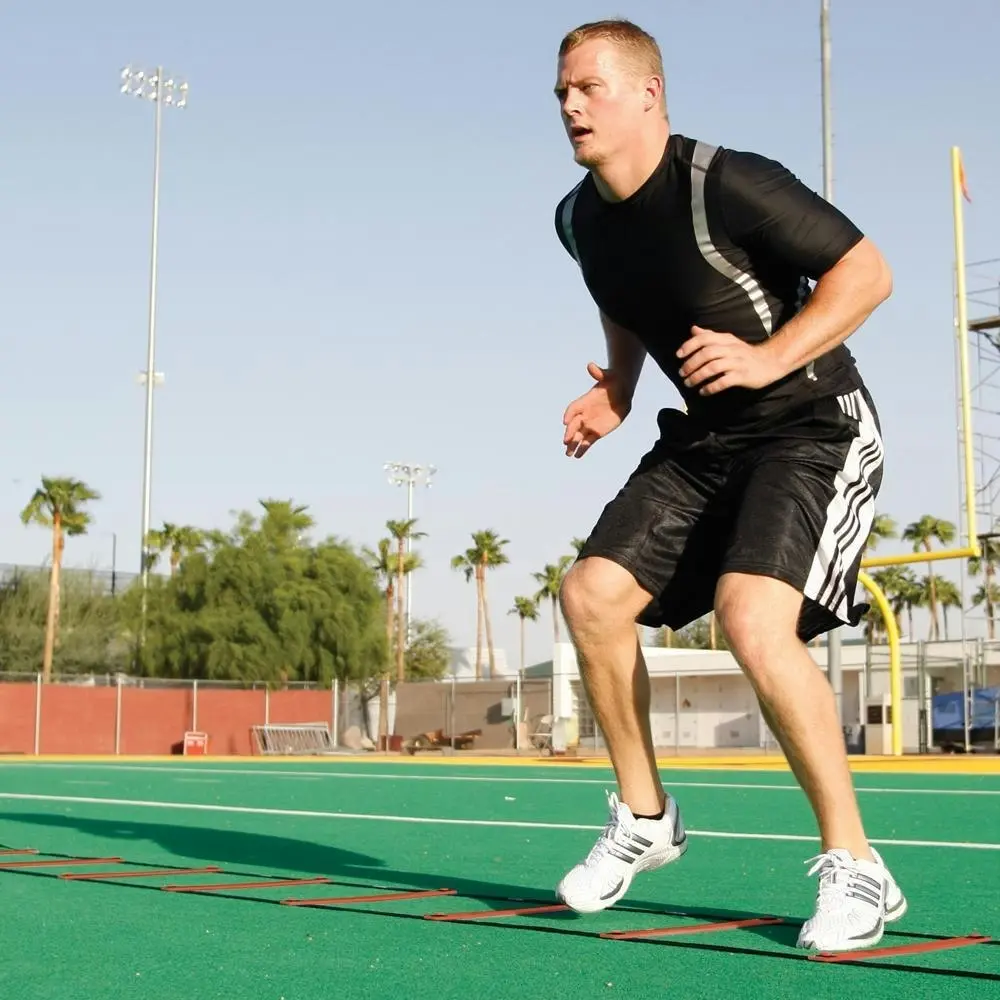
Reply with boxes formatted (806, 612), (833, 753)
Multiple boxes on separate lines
(676, 326), (786, 396)
(562, 361), (632, 458)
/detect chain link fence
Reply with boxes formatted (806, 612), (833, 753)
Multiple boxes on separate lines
(0, 671), (555, 757)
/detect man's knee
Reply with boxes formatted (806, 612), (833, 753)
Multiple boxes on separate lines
(714, 573), (803, 669)
(560, 557), (650, 636)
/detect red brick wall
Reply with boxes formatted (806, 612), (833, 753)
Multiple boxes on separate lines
(0, 683), (38, 755)
(40, 686), (117, 755)
(120, 688), (193, 754)
(0, 683), (336, 756)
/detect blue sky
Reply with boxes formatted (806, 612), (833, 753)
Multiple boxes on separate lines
(2, 1), (998, 668)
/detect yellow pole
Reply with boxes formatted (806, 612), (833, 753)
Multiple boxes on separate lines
(952, 146), (981, 560)
(862, 545), (977, 570)
(859, 571), (901, 756)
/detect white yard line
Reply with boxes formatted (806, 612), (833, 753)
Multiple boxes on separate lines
(1, 792), (998, 851)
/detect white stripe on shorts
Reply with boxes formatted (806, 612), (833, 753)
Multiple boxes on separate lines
(804, 389), (884, 619)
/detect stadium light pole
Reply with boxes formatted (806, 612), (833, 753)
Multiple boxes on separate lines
(120, 65), (188, 595)
(384, 462), (436, 641)
(818, 1), (846, 731)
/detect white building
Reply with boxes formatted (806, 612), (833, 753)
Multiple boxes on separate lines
(448, 645), (513, 681)
(526, 638), (1000, 753)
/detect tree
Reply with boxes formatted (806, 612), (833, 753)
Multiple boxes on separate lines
(866, 566), (915, 643)
(508, 595), (540, 674)
(363, 536), (421, 744)
(968, 534), (1000, 639)
(972, 581), (1000, 630)
(387, 519), (426, 682)
(258, 499), (315, 549)
(655, 615), (729, 650)
(146, 523), (204, 575)
(451, 530), (509, 678)
(933, 577), (962, 641)
(866, 512), (898, 555)
(0, 568), (125, 675)
(20, 477), (100, 682)
(124, 509), (387, 689)
(404, 618), (451, 681)
(902, 515), (956, 641)
(532, 556), (573, 644)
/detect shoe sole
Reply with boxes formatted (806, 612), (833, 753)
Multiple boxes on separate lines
(798, 889), (908, 951)
(557, 838), (688, 914)
(885, 892), (908, 923)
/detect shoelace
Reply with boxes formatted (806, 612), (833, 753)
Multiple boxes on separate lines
(584, 793), (632, 867)
(803, 852), (881, 910)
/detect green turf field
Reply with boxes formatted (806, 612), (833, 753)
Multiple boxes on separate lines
(0, 759), (997, 999)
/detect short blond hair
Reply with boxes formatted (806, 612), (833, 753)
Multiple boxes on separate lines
(558, 18), (666, 113)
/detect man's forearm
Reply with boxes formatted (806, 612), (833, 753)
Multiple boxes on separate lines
(601, 311), (647, 402)
(759, 237), (892, 377)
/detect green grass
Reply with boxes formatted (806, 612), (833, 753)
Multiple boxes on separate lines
(0, 760), (997, 1000)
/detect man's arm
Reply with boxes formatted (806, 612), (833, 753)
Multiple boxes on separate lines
(562, 313), (646, 458)
(758, 237), (891, 377)
(601, 310), (647, 408)
(678, 151), (891, 394)
(720, 149), (892, 371)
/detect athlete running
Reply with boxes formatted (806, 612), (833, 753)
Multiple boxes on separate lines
(551, 18), (906, 952)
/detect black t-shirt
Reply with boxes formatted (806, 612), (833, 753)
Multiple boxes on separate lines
(555, 133), (867, 431)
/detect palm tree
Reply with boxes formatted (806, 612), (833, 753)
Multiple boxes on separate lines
(896, 568), (924, 639)
(146, 522), (204, 575)
(508, 596), (540, 675)
(452, 530), (509, 678)
(387, 519), (426, 682)
(364, 536), (422, 743)
(866, 512), (898, 556)
(258, 499), (315, 548)
(972, 581), (1000, 631)
(902, 515), (956, 641)
(968, 534), (1000, 639)
(570, 537), (587, 557)
(533, 555), (574, 644)
(20, 477), (100, 682)
(933, 578), (962, 641)
(866, 566), (915, 643)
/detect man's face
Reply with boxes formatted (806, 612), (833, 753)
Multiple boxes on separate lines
(555, 39), (653, 168)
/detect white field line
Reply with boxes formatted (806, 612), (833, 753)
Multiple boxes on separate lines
(1, 793), (998, 851)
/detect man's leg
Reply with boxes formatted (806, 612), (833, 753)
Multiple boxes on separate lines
(554, 554), (690, 913)
(559, 556), (663, 816)
(551, 420), (726, 913)
(714, 571), (906, 951)
(714, 573), (870, 859)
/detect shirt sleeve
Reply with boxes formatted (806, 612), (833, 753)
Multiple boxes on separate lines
(717, 149), (864, 278)
(554, 189), (582, 263)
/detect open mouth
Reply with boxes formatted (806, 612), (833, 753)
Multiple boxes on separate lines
(570, 125), (592, 141)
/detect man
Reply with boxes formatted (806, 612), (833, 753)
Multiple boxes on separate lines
(550, 18), (905, 952)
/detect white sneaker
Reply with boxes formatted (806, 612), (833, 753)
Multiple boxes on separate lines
(556, 790), (687, 914)
(796, 847), (907, 951)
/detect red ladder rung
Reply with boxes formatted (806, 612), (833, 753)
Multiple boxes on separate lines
(62, 866), (223, 881)
(163, 877), (332, 893)
(426, 903), (570, 921)
(0, 849), (38, 857)
(0, 857), (123, 869)
(808, 934), (992, 963)
(283, 889), (457, 907)
(601, 916), (784, 940)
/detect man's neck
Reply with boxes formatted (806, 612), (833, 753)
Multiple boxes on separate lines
(591, 124), (671, 203)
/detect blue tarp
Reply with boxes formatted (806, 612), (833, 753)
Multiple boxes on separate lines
(931, 686), (1000, 731)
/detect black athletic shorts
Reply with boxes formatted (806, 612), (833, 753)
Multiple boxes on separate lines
(577, 386), (884, 642)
